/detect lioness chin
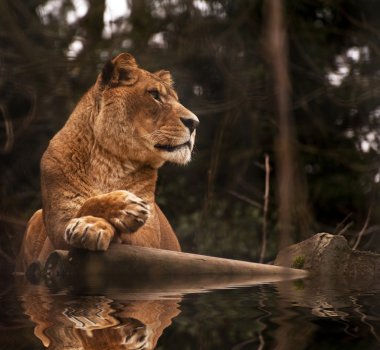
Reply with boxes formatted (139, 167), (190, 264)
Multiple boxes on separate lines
(16, 53), (199, 272)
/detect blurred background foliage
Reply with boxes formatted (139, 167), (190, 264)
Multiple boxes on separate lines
(0, 0), (380, 273)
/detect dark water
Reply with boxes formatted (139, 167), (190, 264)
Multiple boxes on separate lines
(1, 276), (380, 350)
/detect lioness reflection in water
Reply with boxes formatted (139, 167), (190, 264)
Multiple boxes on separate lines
(21, 286), (181, 350)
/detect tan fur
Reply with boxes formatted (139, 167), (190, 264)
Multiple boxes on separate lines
(16, 53), (199, 272)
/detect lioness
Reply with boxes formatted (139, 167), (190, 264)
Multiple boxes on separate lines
(16, 53), (199, 272)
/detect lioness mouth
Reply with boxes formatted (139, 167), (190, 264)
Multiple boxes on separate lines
(154, 141), (191, 152)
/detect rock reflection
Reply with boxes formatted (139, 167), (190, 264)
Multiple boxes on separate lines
(276, 280), (355, 317)
(20, 285), (181, 350)
(271, 280), (380, 350)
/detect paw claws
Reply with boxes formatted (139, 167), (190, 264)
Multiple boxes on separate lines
(65, 217), (113, 251)
(65, 220), (79, 241)
(96, 231), (103, 250)
(110, 198), (150, 233)
(81, 226), (89, 244)
(131, 199), (149, 210)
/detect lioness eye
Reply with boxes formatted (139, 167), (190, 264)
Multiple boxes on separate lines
(148, 89), (161, 101)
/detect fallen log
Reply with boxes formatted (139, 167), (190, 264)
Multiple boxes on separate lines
(26, 244), (307, 293)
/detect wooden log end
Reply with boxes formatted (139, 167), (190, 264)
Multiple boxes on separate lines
(25, 261), (43, 284)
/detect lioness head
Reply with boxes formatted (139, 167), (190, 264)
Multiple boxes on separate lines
(93, 53), (199, 168)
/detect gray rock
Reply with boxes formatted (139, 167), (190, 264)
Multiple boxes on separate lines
(275, 232), (380, 289)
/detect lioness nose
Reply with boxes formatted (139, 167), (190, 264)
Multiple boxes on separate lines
(180, 116), (199, 134)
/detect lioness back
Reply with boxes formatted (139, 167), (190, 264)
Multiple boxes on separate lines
(16, 53), (198, 272)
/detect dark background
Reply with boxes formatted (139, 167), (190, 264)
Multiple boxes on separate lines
(1, 0), (380, 274)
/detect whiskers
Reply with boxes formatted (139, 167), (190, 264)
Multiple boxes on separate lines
(142, 130), (169, 145)
(144, 130), (162, 141)
(143, 128), (187, 146)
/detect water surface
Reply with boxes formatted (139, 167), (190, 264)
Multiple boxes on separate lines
(1, 277), (379, 349)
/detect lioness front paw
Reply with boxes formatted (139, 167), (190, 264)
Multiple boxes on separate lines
(76, 190), (150, 234)
(106, 190), (150, 233)
(64, 216), (115, 251)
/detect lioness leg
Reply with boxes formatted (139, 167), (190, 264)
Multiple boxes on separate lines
(16, 209), (53, 272)
(64, 190), (150, 250)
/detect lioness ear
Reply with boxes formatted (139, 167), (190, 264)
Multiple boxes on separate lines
(101, 53), (139, 86)
(155, 70), (174, 86)
(112, 52), (138, 69)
